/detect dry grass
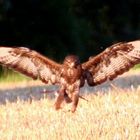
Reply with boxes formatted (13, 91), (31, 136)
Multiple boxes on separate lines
(1, 89), (140, 140)
(0, 70), (140, 140)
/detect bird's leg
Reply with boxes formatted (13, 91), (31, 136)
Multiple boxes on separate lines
(71, 89), (79, 113)
(54, 88), (65, 110)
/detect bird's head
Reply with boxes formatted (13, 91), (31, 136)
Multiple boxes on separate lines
(63, 55), (80, 68)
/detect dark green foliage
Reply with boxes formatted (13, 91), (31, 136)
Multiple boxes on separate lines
(0, 0), (140, 63)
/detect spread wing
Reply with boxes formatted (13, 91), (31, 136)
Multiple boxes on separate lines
(0, 47), (62, 84)
(82, 40), (140, 85)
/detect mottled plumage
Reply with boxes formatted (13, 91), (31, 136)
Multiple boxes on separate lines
(0, 40), (140, 112)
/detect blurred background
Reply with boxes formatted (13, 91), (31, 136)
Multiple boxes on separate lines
(0, 0), (140, 62)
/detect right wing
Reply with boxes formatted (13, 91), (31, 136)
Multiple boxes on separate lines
(82, 40), (140, 85)
(0, 47), (62, 84)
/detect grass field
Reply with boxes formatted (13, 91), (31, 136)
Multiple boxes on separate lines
(0, 70), (140, 140)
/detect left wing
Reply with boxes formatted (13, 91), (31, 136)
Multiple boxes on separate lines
(0, 47), (62, 84)
(82, 40), (140, 85)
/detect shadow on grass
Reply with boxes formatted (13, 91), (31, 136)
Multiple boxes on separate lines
(82, 74), (140, 94)
(0, 84), (59, 104)
(0, 73), (140, 104)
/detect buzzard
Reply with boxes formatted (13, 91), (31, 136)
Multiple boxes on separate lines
(0, 40), (140, 112)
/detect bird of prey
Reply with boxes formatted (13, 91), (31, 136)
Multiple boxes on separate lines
(0, 40), (140, 112)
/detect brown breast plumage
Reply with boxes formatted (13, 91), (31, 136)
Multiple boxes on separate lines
(61, 65), (82, 84)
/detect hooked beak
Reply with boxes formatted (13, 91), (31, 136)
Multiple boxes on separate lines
(70, 62), (75, 68)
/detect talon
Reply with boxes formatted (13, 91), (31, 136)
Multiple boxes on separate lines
(71, 107), (76, 113)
